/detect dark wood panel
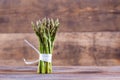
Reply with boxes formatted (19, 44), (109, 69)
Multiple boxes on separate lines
(0, 0), (120, 32)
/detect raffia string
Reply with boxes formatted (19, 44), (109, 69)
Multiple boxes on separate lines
(23, 39), (52, 64)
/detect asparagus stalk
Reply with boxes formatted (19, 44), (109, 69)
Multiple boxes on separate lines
(31, 18), (59, 74)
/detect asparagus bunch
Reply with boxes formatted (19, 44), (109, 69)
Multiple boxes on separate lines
(31, 18), (59, 74)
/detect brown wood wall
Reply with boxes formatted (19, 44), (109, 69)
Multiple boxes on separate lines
(0, 0), (120, 66)
(0, 0), (120, 32)
(0, 33), (120, 66)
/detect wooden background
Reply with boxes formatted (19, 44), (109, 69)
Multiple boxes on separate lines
(0, 0), (120, 32)
(0, 0), (120, 66)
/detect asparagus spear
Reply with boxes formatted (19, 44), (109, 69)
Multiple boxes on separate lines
(31, 18), (59, 74)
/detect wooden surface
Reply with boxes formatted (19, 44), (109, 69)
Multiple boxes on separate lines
(0, 32), (120, 66)
(0, 66), (120, 80)
(0, 0), (120, 32)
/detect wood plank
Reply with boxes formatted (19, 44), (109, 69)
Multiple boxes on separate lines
(94, 32), (120, 66)
(0, 66), (120, 80)
(0, 32), (120, 66)
(1, 66), (120, 73)
(0, 0), (120, 32)
(0, 33), (94, 66)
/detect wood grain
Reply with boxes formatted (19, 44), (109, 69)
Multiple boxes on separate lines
(94, 32), (120, 66)
(0, 33), (94, 66)
(0, 66), (120, 80)
(0, 0), (120, 32)
(0, 32), (120, 66)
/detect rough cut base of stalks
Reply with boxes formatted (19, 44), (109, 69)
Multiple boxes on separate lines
(37, 61), (52, 74)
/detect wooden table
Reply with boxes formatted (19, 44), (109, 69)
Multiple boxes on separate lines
(0, 66), (120, 80)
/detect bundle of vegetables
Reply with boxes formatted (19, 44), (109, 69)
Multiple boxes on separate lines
(31, 18), (59, 74)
